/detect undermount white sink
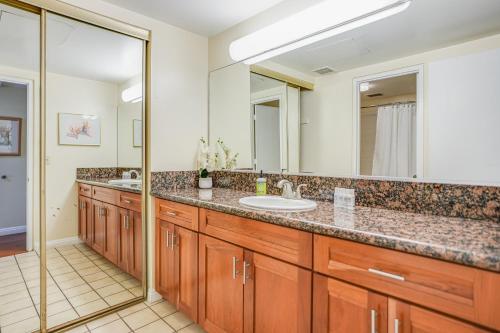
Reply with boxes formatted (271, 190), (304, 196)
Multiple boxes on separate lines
(108, 179), (142, 186)
(239, 196), (317, 212)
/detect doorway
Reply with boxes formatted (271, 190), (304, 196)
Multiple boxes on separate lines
(253, 99), (281, 172)
(0, 77), (33, 256)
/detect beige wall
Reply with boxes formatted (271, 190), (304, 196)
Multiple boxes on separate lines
(46, 72), (118, 242)
(118, 77), (142, 168)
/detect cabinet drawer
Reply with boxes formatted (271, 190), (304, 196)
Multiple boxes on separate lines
(117, 191), (141, 212)
(156, 199), (199, 231)
(78, 183), (92, 197)
(200, 209), (312, 268)
(92, 186), (116, 205)
(314, 235), (500, 330)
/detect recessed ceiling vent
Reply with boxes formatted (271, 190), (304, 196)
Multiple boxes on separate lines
(313, 66), (335, 75)
(367, 93), (383, 97)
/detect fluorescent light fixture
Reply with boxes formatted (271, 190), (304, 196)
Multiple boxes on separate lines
(360, 82), (370, 92)
(229, 0), (411, 65)
(121, 83), (142, 103)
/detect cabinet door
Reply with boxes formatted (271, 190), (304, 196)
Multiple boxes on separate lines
(102, 203), (118, 264)
(244, 252), (311, 333)
(313, 274), (388, 333)
(156, 220), (176, 303)
(199, 235), (244, 333)
(78, 195), (86, 241)
(174, 225), (198, 321)
(117, 208), (130, 272)
(83, 196), (93, 246)
(92, 200), (105, 254)
(128, 210), (142, 280)
(388, 299), (489, 333)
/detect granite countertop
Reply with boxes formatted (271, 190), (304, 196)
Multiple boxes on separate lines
(151, 187), (500, 272)
(76, 178), (141, 194)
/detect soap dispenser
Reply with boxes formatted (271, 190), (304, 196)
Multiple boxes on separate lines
(256, 170), (267, 196)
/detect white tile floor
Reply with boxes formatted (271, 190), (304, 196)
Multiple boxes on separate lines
(67, 299), (206, 333)
(0, 243), (143, 333)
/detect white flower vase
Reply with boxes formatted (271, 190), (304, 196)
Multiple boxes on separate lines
(199, 177), (213, 189)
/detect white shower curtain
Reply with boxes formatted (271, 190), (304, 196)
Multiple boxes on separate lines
(372, 103), (417, 178)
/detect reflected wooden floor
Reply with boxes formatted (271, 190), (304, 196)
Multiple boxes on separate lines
(0, 233), (26, 258)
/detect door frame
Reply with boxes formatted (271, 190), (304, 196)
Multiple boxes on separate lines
(352, 64), (424, 179)
(0, 74), (35, 251)
(251, 85), (288, 172)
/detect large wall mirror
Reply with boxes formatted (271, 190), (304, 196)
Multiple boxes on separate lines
(209, 0), (500, 184)
(0, 1), (148, 331)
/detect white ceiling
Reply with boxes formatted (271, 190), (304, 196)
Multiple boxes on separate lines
(0, 5), (142, 84)
(361, 74), (416, 102)
(270, 0), (500, 77)
(101, 0), (286, 37)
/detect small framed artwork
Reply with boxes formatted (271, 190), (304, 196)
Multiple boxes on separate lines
(133, 119), (142, 147)
(58, 113), (101, 146)
(0, 116), (22, 156)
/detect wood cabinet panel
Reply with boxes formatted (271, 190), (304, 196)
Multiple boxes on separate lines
(102, 202), (118, 265)
(199, 235), (244, 333)
(78, 195), (92, 245)
(117, 191), (141, 212)
(175, 225), (199, 321)
(92, 200), (105, 255)
(156, 199), (199, 231)
(128, 210), (143, 280)
(244, 252), (311, 333)
(388, 299), (490, 333)
(313, 274), (387, 333)
(156, 219), (176, 303)
(92, 186), (116, 205)
(314, 235), (500, 330)
(199, 209), (312, 268)
(118, 208), (130, 272)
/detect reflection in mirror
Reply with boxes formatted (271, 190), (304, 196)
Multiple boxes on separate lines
(45, 13), (143, 329)
(0, 3), (40, 333)
(209, 0), (500, 184)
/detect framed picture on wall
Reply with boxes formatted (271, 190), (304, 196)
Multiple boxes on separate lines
(58, 113), (101, 146)
(133, 119), (142, 147)
(0, 116), (22, 156)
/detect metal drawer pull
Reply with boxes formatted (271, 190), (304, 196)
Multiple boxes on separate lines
(166, 211), (177, 217)
(368, 268), (405, 281)
(166, 230), (170, 248)
(371, 309), (377, 333)
(232, 256), (239, 279)
(394, 319), (400, 333)
(122, 199), (132, 204)
(243, 261), (250, 285)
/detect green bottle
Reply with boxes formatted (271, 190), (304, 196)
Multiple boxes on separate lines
(256, 170), (267, 196)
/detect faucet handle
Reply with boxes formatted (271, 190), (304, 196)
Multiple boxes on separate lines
(276, 179), (295, 199)
(295, 184), (307, 199)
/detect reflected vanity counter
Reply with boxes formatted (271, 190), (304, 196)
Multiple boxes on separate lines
(151, 187), (499, 272)
(76, 178), (141, 194)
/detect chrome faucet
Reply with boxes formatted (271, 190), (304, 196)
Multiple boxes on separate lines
(129, 170), (141, 180)
(276, 179), (295, 199)
(276, 180), (308, 199)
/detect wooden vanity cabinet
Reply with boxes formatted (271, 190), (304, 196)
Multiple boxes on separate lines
(155, 217), (198, 321)
(77, 183), (142, 279)
(198, 234), (311, 333)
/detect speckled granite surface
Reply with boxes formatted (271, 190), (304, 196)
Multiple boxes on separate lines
(76, 178), (141, 194)
(151, 187), (500, 272)
(76, 167), (142, 179)
(211, 171), (500, 222)
(151, 171), (199, 190)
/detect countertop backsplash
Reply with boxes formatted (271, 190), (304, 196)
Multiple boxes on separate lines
(150, 170), (499, 222)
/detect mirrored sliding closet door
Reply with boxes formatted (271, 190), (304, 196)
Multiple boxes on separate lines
(45, 12), (145, 330)
(0, 2), (40, 332)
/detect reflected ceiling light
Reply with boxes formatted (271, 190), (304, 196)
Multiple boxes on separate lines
(360, 82), (370, 92)
(121, 83), (142, 103)
(229, 0), (411, 65)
